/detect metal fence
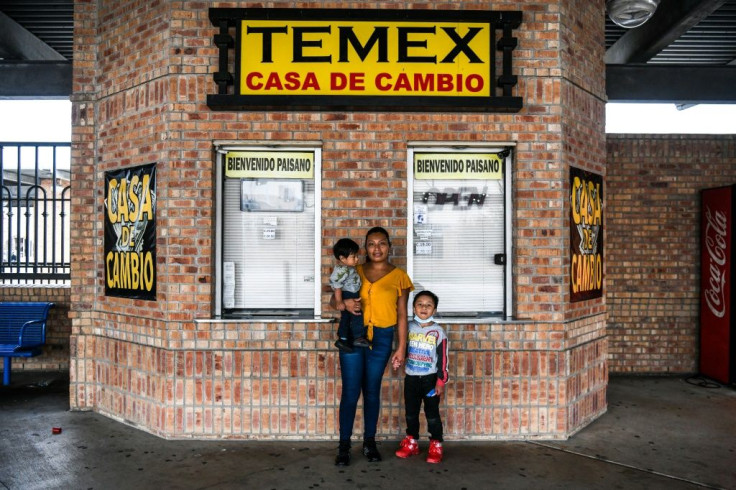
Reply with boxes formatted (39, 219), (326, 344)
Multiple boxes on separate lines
(1, 142), (71, 284)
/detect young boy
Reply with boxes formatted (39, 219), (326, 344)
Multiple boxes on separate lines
(394, 290), (448, 463)
(329, 238), (370, 352)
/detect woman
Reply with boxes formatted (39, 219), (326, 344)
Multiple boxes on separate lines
(332, 226), (413, 466)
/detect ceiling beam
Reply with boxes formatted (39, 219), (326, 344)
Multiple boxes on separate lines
(0, 61), (72, 98)
(0, 11), (66, 61)
(605, 0), (727, 64)
(606, 64), (736, 103)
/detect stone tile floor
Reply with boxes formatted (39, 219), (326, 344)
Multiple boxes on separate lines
(1, 373), (734, 489)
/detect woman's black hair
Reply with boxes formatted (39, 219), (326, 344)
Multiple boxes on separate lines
(413, 290), (439, 308)
(364, 226), (391, 262)
(333, 238), (360, 259)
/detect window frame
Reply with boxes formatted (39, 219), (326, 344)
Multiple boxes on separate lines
(214, 142), (322, 319)
(407, 143), (514, 319)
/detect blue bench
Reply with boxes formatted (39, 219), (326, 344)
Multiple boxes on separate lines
(0, 302), (54, 386)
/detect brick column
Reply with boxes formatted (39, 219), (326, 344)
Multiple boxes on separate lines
(558, 0), (608, 434)
(69, 0), (100, 409)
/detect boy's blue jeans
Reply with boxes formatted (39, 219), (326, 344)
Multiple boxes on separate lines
(338, 325), (394, 441)
(337, 290), (365, 340)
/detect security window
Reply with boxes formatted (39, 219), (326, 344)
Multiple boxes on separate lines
(215, 144), (321, 318)
(408, 146), (512, 317)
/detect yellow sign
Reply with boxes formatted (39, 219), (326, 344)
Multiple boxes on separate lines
(569, 167), (603, 302)
(104, 163), (157, 300)
(225, 151), (315, 179)
(414, 153), (503, 180)
(239, 20), (492, 97)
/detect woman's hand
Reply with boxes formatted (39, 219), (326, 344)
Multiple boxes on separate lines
(391, 287), (411, 372)
(390, 349), (405, 370)
(330, 294), (360, 314)
(342, 297), (361, 315)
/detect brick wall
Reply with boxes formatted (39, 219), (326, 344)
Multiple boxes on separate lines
(10, 3), (729, 394)
(68, 0), (609, 440)
(83, 316), (605, 439)
(606, 134), (736, 373)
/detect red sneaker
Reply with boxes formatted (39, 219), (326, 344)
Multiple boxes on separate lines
(426, 439), (443, 463)
(395, 435), (419, 458)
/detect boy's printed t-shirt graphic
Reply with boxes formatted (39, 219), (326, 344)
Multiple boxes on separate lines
(406, 329), (439, 372)
(329, 264), (361, 293)
(404, 321), (448, 380)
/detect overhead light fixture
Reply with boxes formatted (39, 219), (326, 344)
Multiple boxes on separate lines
(607, 0), (660, 28)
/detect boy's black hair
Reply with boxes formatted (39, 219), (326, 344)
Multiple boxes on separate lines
(413, 290), (439, 308)
(333, 238), (360, 260)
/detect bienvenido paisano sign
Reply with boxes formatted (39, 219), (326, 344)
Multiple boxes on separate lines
(207, 8), (522, 112)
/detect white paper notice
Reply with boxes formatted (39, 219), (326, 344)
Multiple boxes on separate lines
(415, 228), (433, 241)
(414, 204), (428, 224)
(223, 261), (235, 308)
(415, 241), (432, 255)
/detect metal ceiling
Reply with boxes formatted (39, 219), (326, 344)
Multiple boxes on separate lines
(605, 0), (736, 65)
(0, 0), (72, 97)
(0, 0), (735, 102)
(605, 0), (736, 102)
(650, 2), (736, 65)
(0, 0), (73, 61)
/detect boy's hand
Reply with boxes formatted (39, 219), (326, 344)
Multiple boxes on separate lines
(434, 383), (444, 397)
(392, 358), (402, 371)
(336, 301), (346, 311)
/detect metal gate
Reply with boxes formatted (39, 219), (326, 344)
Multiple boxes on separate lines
(1, 142), (71, 284)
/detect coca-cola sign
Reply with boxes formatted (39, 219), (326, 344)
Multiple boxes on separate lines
(704, 206), (728, 318)
(699, 185), (734, 385)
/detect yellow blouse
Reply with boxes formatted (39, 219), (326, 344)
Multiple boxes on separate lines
(357, 264), (414, 329)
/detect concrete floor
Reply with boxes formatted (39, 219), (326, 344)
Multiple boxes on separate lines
(1, 373), (734, 490)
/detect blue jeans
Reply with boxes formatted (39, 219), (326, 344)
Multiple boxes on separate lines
(338, 325), (394, 441)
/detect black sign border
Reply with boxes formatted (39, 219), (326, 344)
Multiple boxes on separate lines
(208, 8), (523, 113)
